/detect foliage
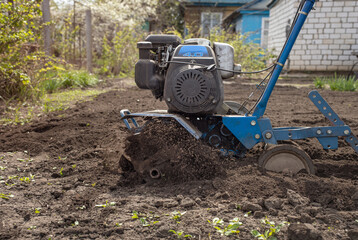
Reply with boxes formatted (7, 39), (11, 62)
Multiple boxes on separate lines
(0, 193), (14, 200)
(95, 200), (116, 208)
(131, 210), (160, 227)
(208, 217), (242, 236)
(40, 67), (98, 93)
(96, 27), (144, 77)
(0, 0), (44, 100)
(171, 211), (186, 224)
(314, 74), (357, 91)
(169, 229), (192, 239)
(251, 217), (287, 240)
(208, 30), (275, 72)
(155, 0), (184, 35)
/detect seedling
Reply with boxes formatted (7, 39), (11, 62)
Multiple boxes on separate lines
(19, 174), (35, 183)
(72, 221), (79, 227)
(171, 211), (186, 224)
(91, 182), (96, 187)
(28, 226), (37, 230)
(58, 156), (67, 161)
(169, 229), (193, 239)
(251, 217), (287, 240)
(95, 200), (116, 208)
(72, 164), (76, 169)
(17, 157), (33, 163)
(244, 211), (252, 217)
(35, 208), (41, 214)
(0, 193), (14, 200)
(208, 217), (242, 236)
(132, 210), (159, 227)
(115, 223), (122, 227)
(0, 166), (6, 171)
(59, 168), (64, 176)
(78, 205), (86, 210)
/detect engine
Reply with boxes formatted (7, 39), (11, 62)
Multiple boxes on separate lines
(135, 35), (240, 114)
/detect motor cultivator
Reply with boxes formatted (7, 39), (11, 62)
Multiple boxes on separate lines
(121, 0), (358, 178)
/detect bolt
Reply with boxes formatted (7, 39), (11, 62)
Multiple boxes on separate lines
(251, 120), (257, 126)
(344, 130), (350, 135)
(167, 98), (171, 102)
(327, 130), (332, 135)
(255, 134), (260, 139)
(316, 129), (322, 135)
(265, 132), (272, 139)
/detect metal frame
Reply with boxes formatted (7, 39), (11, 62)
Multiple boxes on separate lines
(121, 0), (358, 155)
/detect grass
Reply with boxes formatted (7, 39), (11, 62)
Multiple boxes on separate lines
(314, 74), (357, 91)
(42, 89), (106, 113)
(40, 69), (99, 93)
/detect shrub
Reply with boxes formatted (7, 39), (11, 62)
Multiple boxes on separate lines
(0, 0), (44, 100)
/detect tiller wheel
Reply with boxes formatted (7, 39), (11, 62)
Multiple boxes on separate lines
(258, 144), (315, 174)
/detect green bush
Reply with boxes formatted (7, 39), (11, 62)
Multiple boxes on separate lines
(0, 0), (43, 100)
(96, 27), (144, 77)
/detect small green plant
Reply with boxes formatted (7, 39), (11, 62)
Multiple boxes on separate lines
(251, 217), (287, 240)
(71, 220), (79, 227)
(208, 217), (242, 236)
(0, 166), (6, 171)
(314, 74), (357, 91)
(171, 211), (186, 223)
(169, 229), (193, 239)
(95, 200), (116, 208)
(132, 210), (159, 227)
(115, 222), (122, 227)
(35, 208), (41, 214)
(19, 173), (35, 183)
(59, 168), (64, 176)
(27, 226), (37, 230)
(314, 77), (326, 89)
(72, 164), (76, 169)
(0, 193), (14, 200)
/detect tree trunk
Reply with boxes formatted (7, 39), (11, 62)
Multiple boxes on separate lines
(42, 0), (52, 56)
(85, 9), (93, 73)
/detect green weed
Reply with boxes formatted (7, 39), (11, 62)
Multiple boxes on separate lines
(314, 74), (357, 91)
(95, 200), (116, 208)
(0, 193), (14, 200)
(40, 69), (99, 93)
(171, 211), (186, 224)
(131, 210), (159, 227)
(208, 217), (242, 236)
(251, 217), (287, 240)
(169, 229), (193, 239)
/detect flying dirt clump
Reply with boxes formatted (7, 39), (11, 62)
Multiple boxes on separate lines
(120, 119), (226, 182)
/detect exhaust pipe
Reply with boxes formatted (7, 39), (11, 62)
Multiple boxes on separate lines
(149, 168), (161, 179)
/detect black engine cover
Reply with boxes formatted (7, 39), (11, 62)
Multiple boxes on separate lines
(164, 45), (223, 114)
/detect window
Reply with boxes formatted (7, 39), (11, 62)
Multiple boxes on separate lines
(201, 12), (223, 37)
(261, 18), (269, 48)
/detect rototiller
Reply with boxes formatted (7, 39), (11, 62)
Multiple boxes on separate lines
(121, 0), (358, 178)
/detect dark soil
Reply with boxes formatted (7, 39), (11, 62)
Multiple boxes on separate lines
(0, 78), (357, 240)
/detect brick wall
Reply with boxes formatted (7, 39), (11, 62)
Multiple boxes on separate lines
(268, 0), (358, 72)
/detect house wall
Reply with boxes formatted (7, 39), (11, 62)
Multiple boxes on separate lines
(268, 0), (358, 72)
(237, 10), (269, 44)
(184, 6), (238, 36)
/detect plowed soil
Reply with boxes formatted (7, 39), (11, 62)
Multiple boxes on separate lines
(0, 78), (357, 240)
